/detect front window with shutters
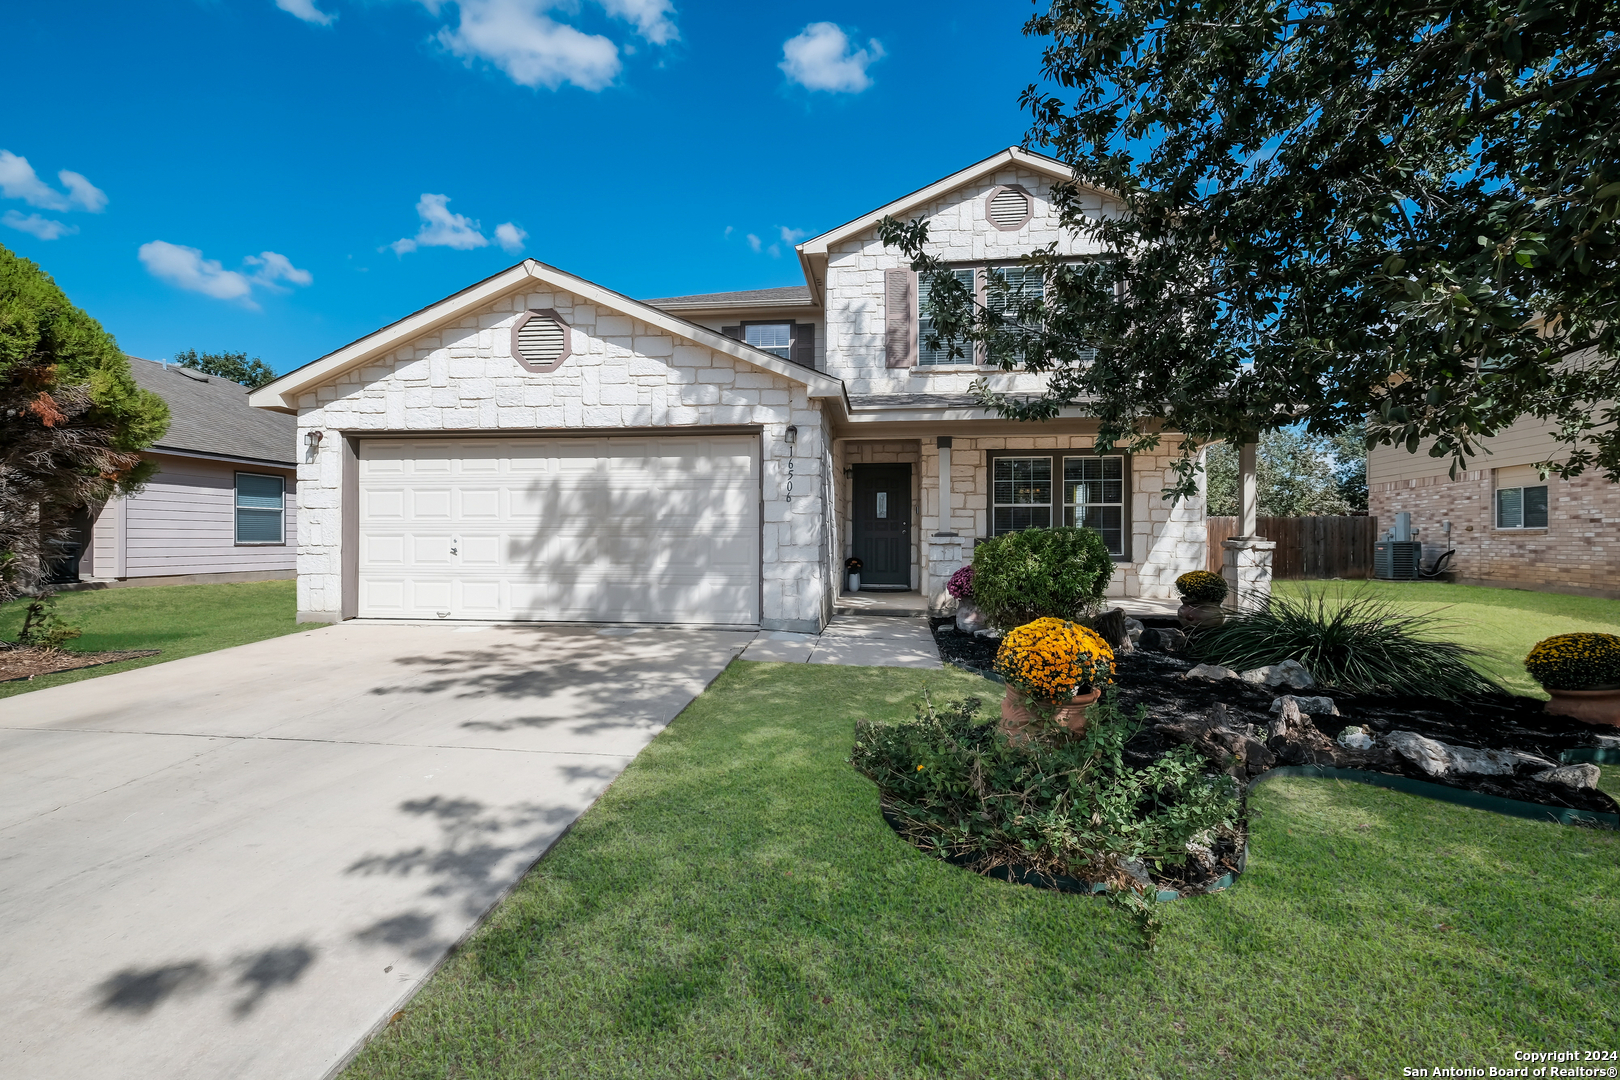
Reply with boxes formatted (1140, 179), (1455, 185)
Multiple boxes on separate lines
(990, 451), (1130, 557)
(918, 269), (977, 366)
(235, 473), (285, 545)
(744, 323), (793, 359)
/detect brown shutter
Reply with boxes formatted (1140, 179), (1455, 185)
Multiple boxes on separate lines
(884, 267), (917, 368)
(720, 325), (742, 340)
(791, 322), (816, 369)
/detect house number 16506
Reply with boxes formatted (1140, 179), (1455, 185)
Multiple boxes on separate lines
(785, 455), (795, 500)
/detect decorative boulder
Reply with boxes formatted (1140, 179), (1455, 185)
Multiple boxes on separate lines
(1270, 694), (1341, 718)
(1184, 663), (1238, 681)
(1531, 763), (1601, 789)
(1384, 731), (1556, 778)
(1141, 627), (1188, 654)
(1239, 660), (1316, 690)
(1336, 726), (1375, 750)
(955, 602), (989, 634)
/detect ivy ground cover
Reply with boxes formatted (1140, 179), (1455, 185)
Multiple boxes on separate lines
(342, 662), (1617, 1080)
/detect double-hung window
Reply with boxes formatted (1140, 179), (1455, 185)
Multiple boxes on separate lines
(1496, 484), (1549, 529)
(918, 268), (978, 366)
(990, 452), (1129, 557)
(985, 265), (1044, 365)
(235, 472), (286, 545)
(744, 323), (793, 360)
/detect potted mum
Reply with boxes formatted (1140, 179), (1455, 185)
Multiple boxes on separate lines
(1174, 570), (1228, 628)
(948, 565), (988, 632)
(845, 556), (862, 593)
(1525, 633), (1620, 727)
(993, 617), (1115, 741)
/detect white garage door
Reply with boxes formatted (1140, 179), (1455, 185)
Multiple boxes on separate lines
(358, 435), (760, 625)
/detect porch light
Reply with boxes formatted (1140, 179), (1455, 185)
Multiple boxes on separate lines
(304, 430), (323, 451)
(784, 425), (798, 445)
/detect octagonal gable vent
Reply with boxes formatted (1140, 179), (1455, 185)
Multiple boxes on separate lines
(986, 185), (1034, 231)
(511, 309), (571, 373)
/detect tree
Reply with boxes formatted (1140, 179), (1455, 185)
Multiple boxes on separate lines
(881, 0), (1618, 500)
(175, 349), (276, 389)
(1204, 428), (1359, 516)
(1, 246), (168, 602)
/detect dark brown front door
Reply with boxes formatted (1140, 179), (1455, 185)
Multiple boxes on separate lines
(851, 464), (911, 586)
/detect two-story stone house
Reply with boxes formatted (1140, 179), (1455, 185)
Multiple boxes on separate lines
(250, 148), (1207, 631)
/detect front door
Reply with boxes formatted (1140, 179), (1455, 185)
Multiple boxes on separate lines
(851, 464), (911, 587)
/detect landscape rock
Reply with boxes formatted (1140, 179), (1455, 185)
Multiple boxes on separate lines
(1336, 726), (1375, 751)
(1531, 763), (1601, 790)
(1120, 859), (1153, 887)
(1141, 627), (1188, 653)
(1242, 737), (1277, 772)
(1270, 694), (1341, 718)
(973, 627), (1003, 641)
(1240, 659), (1316, 689)
(1124, 617), (1145, 642)
(1184, 663), (1238, 681)
(1592, 734), (1620, 750)
(1385, 731), (1556, 778)
(955, 603), (989, 634)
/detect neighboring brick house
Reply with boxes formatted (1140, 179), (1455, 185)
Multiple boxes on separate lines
(67, 358), (298, 587)
(249, 148), (1208, 631)
(1367, 414), (1620, 599)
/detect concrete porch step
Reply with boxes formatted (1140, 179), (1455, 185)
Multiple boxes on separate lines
(834, 590), (929, 617)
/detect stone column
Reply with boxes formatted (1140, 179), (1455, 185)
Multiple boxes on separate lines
(927, 435), (964, 614)
(1238, 440), (1259, 538)
(1221, 537), (1276, 613)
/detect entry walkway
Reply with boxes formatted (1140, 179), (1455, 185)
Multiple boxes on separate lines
(741, 615), (942, 669)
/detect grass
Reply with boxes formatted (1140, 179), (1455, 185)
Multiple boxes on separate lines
(343, 662), (1619, 1080)
(0, 579), (317, 698)
(1274, 580), (1620, 698)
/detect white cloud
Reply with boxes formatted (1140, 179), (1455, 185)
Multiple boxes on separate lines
(274, 0), (337, 25)
(244, 250), (315, 289)
(598, 0), (678, 44)
(389, 193), (491, 255)
(779, 22), (884, 93)
(494, 222), (527, 252)
(139, 242), (256, 304)
(0, 151), (107, 213)
(433, 0), (622, 91)
(779, 225), (806, 244)
(3, 211), (78, 240)
(745, 233), (762, 253)
(723, 225), (734, 238)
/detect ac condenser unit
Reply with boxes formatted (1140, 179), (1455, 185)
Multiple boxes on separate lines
(1374, 540), (1422, 580)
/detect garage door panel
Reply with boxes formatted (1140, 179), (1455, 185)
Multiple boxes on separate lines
(358, 435), (760, 624)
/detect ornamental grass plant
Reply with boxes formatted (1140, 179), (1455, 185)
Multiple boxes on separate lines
(1194, 588), (1499, 698)
(1524, 633), (1620, 691)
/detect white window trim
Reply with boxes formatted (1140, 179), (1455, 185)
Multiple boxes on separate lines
(235, 471), (286, 547)
(743, 322), (794, 360)
(987, 450), (1131, 559)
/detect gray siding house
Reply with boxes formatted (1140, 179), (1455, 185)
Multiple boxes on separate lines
(71, 358), (299, 587)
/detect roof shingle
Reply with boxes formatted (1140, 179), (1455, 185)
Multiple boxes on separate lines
(127, 358), (297, 465)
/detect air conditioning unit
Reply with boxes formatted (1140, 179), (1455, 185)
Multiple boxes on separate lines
(1375, 540), (1422, 580)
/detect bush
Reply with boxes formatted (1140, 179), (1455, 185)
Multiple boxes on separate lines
(1174, 570), (1228, 605)
(995, 617), (1114, 702)
(850, 693), (1238, 884)
(946, 564), (974, 600)
(971, 527), (1114, 629)
(14, 592), (82, 650)
(1525, 633), (1620, 691)
(1193, 589), (1498, 698)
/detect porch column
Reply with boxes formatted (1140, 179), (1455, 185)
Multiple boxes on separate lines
(926, 435), (965, 615)
(1222, 439), (1273, 611)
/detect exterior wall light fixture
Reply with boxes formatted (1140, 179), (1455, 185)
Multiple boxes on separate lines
(784, 425), (798, 445)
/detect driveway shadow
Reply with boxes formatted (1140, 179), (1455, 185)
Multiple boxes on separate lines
(93, 942), (319, 1019)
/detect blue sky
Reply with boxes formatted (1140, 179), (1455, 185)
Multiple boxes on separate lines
(3, 1), (1047, 375)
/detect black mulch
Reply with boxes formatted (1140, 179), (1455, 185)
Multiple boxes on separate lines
(930, 616), (1619, 816)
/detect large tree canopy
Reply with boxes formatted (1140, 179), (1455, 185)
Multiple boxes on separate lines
(175, 348), (277, 390)
(1205, 428), (1367, 516)
(0, 245), (168, 600)
(882, 0), (1618, 499)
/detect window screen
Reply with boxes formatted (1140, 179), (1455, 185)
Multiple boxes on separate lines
(1064, 455), (1125, 555)
(744, 323), (793, 359)
(236, 473), (285, 544)
(918, 268), (977, 366)
(1496, 485), (1548, 529)
(992, 457), (1052, 534)
(986, 266), (1044, 365)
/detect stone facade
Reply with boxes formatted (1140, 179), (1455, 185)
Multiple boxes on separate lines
(292, 283), (834, 631)
(1369, 468), (1620, 599)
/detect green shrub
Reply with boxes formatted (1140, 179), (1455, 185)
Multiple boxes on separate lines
(1193, 588), (1498, 697)
(14, 592), (82, 650)
(849, 692), (1237, 884)
(971, 527), (1114, 629)
(1175, 570), (1228, 605)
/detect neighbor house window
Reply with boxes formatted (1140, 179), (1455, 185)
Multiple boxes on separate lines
(236, 472), (285, 544)
(918, 268), (978, 366)
(1064, 455), (1125, 555)
(1496, 485), (1549, 529)
(990, 451), (1130, 557)
(744, 323), (793, 359)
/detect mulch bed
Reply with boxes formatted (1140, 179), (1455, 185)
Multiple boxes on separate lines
(930, 617), (1619, 816)
(0, 646), (160, 683)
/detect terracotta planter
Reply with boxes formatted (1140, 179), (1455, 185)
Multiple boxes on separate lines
(999, 686), (1101, 743)
(1543, 687), (1620, 727)
(1177, 602), (1225, 629)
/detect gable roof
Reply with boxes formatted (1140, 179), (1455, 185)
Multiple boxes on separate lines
(127, 357), (297, 465)
(643, 285), (815, 313)
(794, 147), (1088, 305)
(249, 260), (845, 412)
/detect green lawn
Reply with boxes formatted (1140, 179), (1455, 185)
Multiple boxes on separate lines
(343, 662), (1619, 1080)
(0, 579), (317, 698)
(1274, 579), (1620, 698)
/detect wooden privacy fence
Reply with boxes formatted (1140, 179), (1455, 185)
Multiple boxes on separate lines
(1206, 516), (1379, 580)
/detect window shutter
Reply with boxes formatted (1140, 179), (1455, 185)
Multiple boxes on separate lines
(884, 267), (917, 368)
(720, 325), (742, 340)
(791, 322), (816, 369)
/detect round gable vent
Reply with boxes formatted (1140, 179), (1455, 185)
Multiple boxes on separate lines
(511, 309), (572, 373)
(986, 185), (1034, 231)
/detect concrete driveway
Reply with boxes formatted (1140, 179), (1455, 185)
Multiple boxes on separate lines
(0, 621), (753, 1080)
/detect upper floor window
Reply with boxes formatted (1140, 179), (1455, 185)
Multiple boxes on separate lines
(991, 452), (1129, 556)
(985, 265), (1044, 364)
(235, 472), (285, 545)
(1496, 485), (1548, 529)
(744, 323), (793, 359)
(919, 269), (977, 366)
